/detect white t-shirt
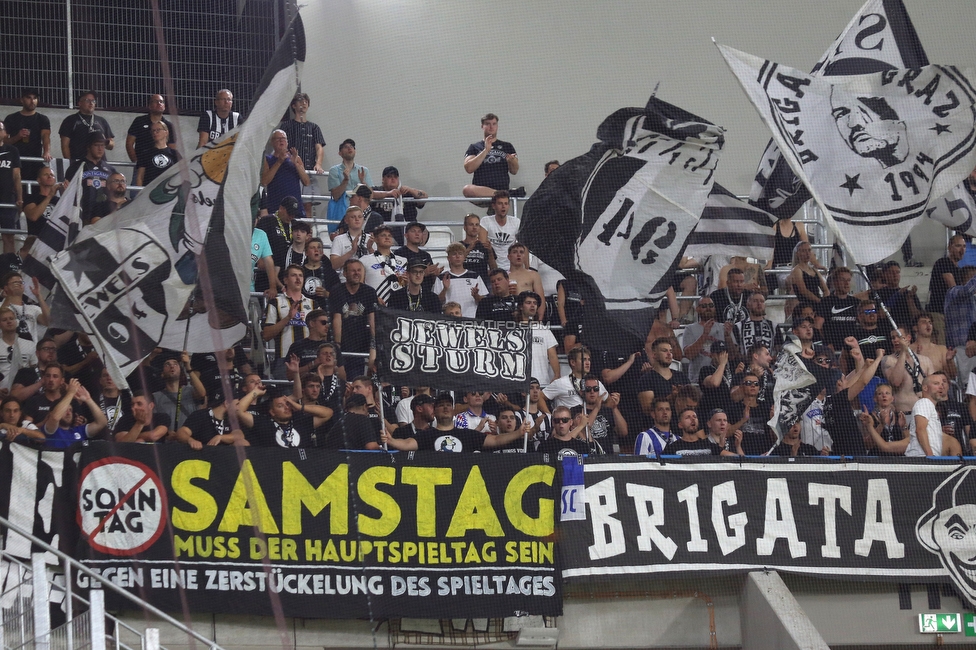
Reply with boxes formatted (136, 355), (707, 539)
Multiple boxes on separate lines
(543, 375), (608, 410)
(432, 271), (488, 318)
(967, 369), (976, 399)
(681, 321), (726, 383)
(530, 325), (558, 387)
(362, 252), (407, 304)
(481, 215), (520, 271)
(906, 397), (942, 457)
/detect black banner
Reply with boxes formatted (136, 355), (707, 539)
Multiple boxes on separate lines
(75, 444), (560, 618)
(374, 307), (531, 393)
(558, 457), (976, 608)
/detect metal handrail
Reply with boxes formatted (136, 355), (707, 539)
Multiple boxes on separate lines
(0, 513), (223, 650)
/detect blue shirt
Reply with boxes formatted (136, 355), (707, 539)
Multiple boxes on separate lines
(45, 424), (91, 449)
(327, 164), (372, 231)
(944, 272), (976, 348)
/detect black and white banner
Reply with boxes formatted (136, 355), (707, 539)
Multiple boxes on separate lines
(685, 183), (776, 263)
(720, 43), (976, 265)
(47, 15), (306, 388)
(559, 457), (976, 608)
(926, 182), (976, 238)
(748, 0), (931, 221)
(375, 307), (531, 393)
(520, 96), (725, 352)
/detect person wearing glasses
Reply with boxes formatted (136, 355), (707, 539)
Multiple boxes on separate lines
(581, 374), (625, 453)
(535, 405), (593, 458)
(59, 90), (114, 161)
(64, 132), (115, 226)
(0, 272), (48, 343)
(728, 373), (773, 456)
(847, 299), (891, 373)
(0, 307), (33, 392)
(89, 171), (129, 223)
(9, 337), (59, 402)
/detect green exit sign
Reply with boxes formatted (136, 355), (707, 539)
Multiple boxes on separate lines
(965, 613), (976, 637)
(919, 613), (961, 633)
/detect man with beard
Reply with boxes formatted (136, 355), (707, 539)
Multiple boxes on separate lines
(818, 266), (861, 351)
(636, 338), (689, 421)
(64, 132), (114, 225)
(710, 267), (751, 325)
(113, 391), (170, 443)
(581, 374), (626, 452)
(90, 172), (129, 222)
(732, 293), (775, 359)
(534, 405), (592, 459)
(59, 90), (114, 160)
(663, 409), (743, 457)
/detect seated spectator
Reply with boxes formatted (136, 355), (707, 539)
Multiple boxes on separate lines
(238, 387), (334, 448)
(113, 391), (170, 443)
(433, 242), (488, 318)
(634, 398), (678, 457)
(197, 89), (242, 148)
(175, 390), (247, 449)
(0, 397), (44, 446)
(387, 260), (441, 312)
(462, 113), (520, 199)
(64, 132), (114, 225)
(41, 378), (108, 449)
(133, 115), (180, 188)
(927, 234), (967, 344)
(663, 408), (743, 457)
(59, 91), (114, 160)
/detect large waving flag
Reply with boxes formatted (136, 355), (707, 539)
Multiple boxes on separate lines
(685, 183), (776, 262)
(20, 172), (84, 293)
(718, 43), (976, 265)
(748, 0), (929, 220)
(47, 14), (306, 387)
(520, 96), (725, 352)
(925, 183), (976, 237)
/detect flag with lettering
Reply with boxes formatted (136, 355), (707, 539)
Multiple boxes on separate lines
(925, 183), (976, 237)
(748, 0), (930, 220)
(20, 172), (83, 294)
(718, 43), (976, 265)
(519, 96), (725, 352)
(685, 183), (776, 262)
(767, 335), (819, 449)
(47, 15), (306, 388)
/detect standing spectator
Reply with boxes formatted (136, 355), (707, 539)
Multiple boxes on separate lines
(433, 242), (488, 318)
(847, 299), (892, 372)
(22, 166), (64, 241)
(0, 272), (48, 343)
(64, 133), (115, 225)
(663, 409), (743, 457)
(912, 313), (955, 378)
(475, 268), (517, 322)
(239, 388), (335, 449)
(534, 406), (592, 458)
(710, 267), (751, 325)
(945, 266), (976, 382)
(462, 113), (521, 199)
(41, 379), (108, 449)
(0, 307), (34, 392)
(263, 265), (314, 378)
(362, 225), (407, 306)
(284, 309), (332, 378)
(10, 337), (59, 402)
(879, 327), (935, 413)
(134, 121), (180, 188)
(327, 138), (372, 230)
(197, 89), (242, 147)
(927, 234), (967, 344)
(544, 160), (560, 177)
(877, 260), (922, 329)
(786, 241), (828, 319)
(261, 130), (310, 217)
(388, 261), (441, 313)
(906, 372), (951, 457)
(113, 391), (170, 443)
(279, 92), (325, 216)
(732, 293), (775, 359)
(818, 266), (861, 352)
(516, 291), (559, 388)
(634, 398), (677, 457)
(125, 94), (175, 172)
(480, 191), (519, 271)
(301, 237), (340, 310)
(372, 166), (427, 242)
(460, 213), (495, 283)
(727, 372), (773, 455)
(636, 337), (689, 421)
(394, 221), (441, 290)
(23, 364), (65, 424)
(90, 172), (129, 223)
(330, 206), (369, 276)
(581, 374), (626, 452)
(507, 243), (546, 320)
(0, 122), (23, 254)
(544, 346), (607, 410)
(59, 91), (114, 160)
(279, 220), (310, 276)
(152, 353), (204, 430)
(258, 196), (303, 278)
(681, 297), (726, 383)
(330, 259), (377, 379)
(3, 88), (51, 185)
(347, 184), (384, 235)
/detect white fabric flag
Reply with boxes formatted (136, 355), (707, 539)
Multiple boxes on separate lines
(719, 43), (976, 265)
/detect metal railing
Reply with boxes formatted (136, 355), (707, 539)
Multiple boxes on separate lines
(1, 513), (222, 650)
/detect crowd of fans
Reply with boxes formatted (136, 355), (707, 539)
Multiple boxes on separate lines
(1, 86), (975, 460)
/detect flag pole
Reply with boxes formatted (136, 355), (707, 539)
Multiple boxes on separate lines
(374, 375), (387, 451)
(854, 263), (923, 368)
(522, 390), (530, 453)
(174, 298), (194, 429)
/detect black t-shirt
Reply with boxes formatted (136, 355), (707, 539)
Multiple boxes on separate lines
(246, 412), (316, 448)
(139, 147), (181, 186)
(733, 319), (775, 356)
(24, 189), (59, 236)
(256, 215), (293, 272)
(302, 264), (341, 310)
(329, 283), (377, 353)
(414, 426), (486, 453)
(181, 408), (232, 445)
(12, 365), (42, 390)
(0, 145), (22, 203)
(937, 399), (972, 449)
(126, 114), (176, 168)
(710, 288), (751, 324)
(24, 393), (61, 424)
(637, 369), (689, 404)
(279, 119), (325, 170)
(3, 111), (51, 158)
(823, 388), (865, 456)
(817, 294), (860, 348)
(927, 257), (963, 313)
(58, 112), (114, 160)
(320, 412), (378, 450)
(465, 140), (517, 190)
(771, 442), (821, 457)
(475, 295), (517, 321)
(0, 252), (23, 277)
(387, 288), (441, 313)
(663, 438), (725, 457)
(462, 241), (493, 283)
(852, 324), (892, 366)
(728, 400), (774, 455)
(697, 364), (734, 416)
(535, 435), (590, 459)
(393, 246), (435, 291)
(64, 157), (116, 224)
(114, 412), (170, 437)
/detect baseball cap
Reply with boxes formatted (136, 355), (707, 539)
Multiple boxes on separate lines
(382, 166), (399, 178)
(279, 196), (301, 216)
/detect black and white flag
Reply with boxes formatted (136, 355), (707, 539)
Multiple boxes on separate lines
(47, 15), (306, 388)
(767, 335), (818, 448)
(925, 182), (976, 237)
(520, 96), (724, 351)
(748, 0), (930, 220)
(685, 183), (776, 262)
(719, 44), (976, 265)
(374, 307), (531, 394)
